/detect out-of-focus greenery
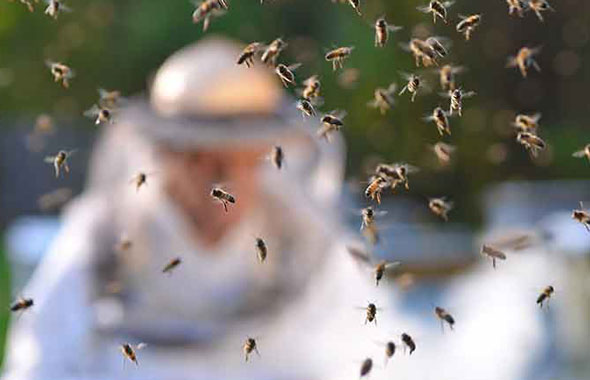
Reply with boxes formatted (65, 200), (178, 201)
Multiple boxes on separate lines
(0, 0), (589, 227)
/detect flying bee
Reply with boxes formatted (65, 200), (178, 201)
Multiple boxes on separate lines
(325, 46), (354, 71)
(434, 306), (455, 332)
(572, 144), (590, 164)
(399, 73), (423, 102)
(10, 297), (34, 313)
(367, 83), (397, 114)
(243, 337), (260, 362)
(98, 88), (125, 109)
(120, 343), (147, 366)
(374, 260), (401, 286)
(44, 149), (75, 178)
(481, 244), (507, 269)
(417, 1), (454, 23)
(270, 145), (284, 170)
(428, 197), (453, 221)
(528, 0), (554, 22)
(275, 63), (301, 87)
(384, 341), (396, 366)
(360, 206), (387, 245)
(348, 0), (362, 15)
(296, 99), (317, 118)
(401, 333), (416, 355)
(318, 110), (346, 142)
(210, 187), (236, 212)
(192, 0), (228, 32)
(237, 42), (263, 68)
(129, 171), (156, 192)
(514, 113), (541, 131)
(425, 36), (450, 58)
(301, 75), (321, 100)
(536, 285), (554, 308)
(360, 358), (373, 378)
(84, 104), (113, 125)
(46, 61), (74, 88)
(456, 14), (482, 41)
(261, 38), (287, 67)
(364, 175), (388, 204)
(44, 0), (71, 20)
(430, 142), (455, 166)
(572, 202), (590, 232)
(374, 17), (403, 48)
(516, 131), (546, 157)
(15, 0), (37, 12)
(438, 64), (464, 91)
(443, 88), (476, 117)
(375, 162), (418, 191)
(506, 0), (528, 17)
(255, 237), (267, 263)
(507, 46), (541, 78)
(424, 107), (451, 136)
(162, 257), (182, 274)
(361, 302), (380, 325)
(405, 39), (439, 67)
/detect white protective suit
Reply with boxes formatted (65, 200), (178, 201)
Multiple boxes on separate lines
(2, 38), (550, 380)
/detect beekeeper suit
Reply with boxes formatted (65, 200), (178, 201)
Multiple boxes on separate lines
(3, 38), (550, 380)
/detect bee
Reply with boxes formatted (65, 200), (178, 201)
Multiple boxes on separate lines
(364, 175), (388, 204)
(406, 38), (439, 67)
(275, 63), (300, 87)
(261, 38), (287, 67)
(401, 333), (416, 355)
(129, 171), (155, 192)
(507, 47), (541, 78)
(325, 46), (354, 71)
(516, 131), (546, 157)
(425, 36), (450, 58)
(301, 75), (321, 100)
(444, 88), (476, 117)
(374, 17), (403, 48)
(417, 1), (454, 23)
(84, 104), (113, 125)
(120, 343), (147, 366)
(360, 206), (387, 231)
(428, 197), (453, 221)
(456, 14), (482, 41)
(255, 237), (267, 263)
(162, 257), (182, 274)
(536, 285), (554, 308)
(399, 73), (423, 102)
(481, 244), (507, 269)
(430, 142), (455, 166)
(346, 0), (361, 16)
(506, 0), (527, 17)
(384, 341), (396, 366)
(243, 337), (260, 362)
(572, 202), (590, 232)
(46, 61), (74, 88)
(44, 0), (71, 20)
(367, 83), (396, 115)
(374, 260), (401, 286)
(237, 42), (263, 68)
(528, 0), (554, 22)
(210, 187), (236, 212)
(115, 234), (133, 253)
(361, 302), (379, 325)
(44, 149), (75, 178)
(270, 145), (284, 170)
(439, 64), (464, 91)
(296, 99), (317, 118)
(14, 0), (38, 12)
(10, 297), (34, 313)
(375, 163), (418, 191)
(98, 88), (124, 109)
(192, 0), (228, 32)
(434, 306), (455, 331)
(424, 107), (451, 136)
(572, 144), (590, 163)
(360, 358), (373, 378)
(318, 110), (346, 142)
(514, 113), (541, 131)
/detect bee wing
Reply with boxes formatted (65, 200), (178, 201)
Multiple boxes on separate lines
(572, 150), (587, 158)
(398, 41), (412, 52)
(416, 5), (431, 13)
(83, 105), (100, 118)
(403, 164), (420, 173)
(398, 71), (414, 80)
(329, 109), (347, 120)
(531, 112), (542, 122)
(135, 343), (147, 350)
(387, 24), (403, 32)
(383, 261), (401, 270)
(386, 82), (397, 94)
(439, 91), (452, 98)
(505, 55), (518, 68)
(66, 149), (78, 156)
(462, 90), (477, 98)
(287, 62), (302, 71)
(44, 156), (55, 163)
(367, 99), (380, 108)
(422, 114), (435, 122)
(443, 1), (455, 8)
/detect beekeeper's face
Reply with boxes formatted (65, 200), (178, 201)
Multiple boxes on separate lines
(160, 146), (266, 247)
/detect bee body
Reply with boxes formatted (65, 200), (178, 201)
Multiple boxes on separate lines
(385, 341), (396, 359)
(120, 343), (146, 366)
(210, 188), (236, 212)
(318, 112), (345, 141)
(368, 83), (396, 114)
(536, 285), (554, 307)
(364, 176), (387, 204)
(270, 146), (284, 170)
(572, 203), (590, 231)
(508, 47), (541, 78)
(243, 337), (259, 362)
(514, 113), (541, 131)
(572, 144), (590, 163)
(374, 18), (402, 48)
(360, 358), (373, 378)
(364, 303), (378, 325)
(10, 298), (34, 312)
(428, 198), (453, 221)
(47, 61), (74, 88)
(237, 42), (262, 68)
(255, 238), (267, 263)
(516, 131), (546, 157)
(302, 75), (321, 100)
(434, 306), (455, 331)
(162, 257), (182, 274)
(432, 142), (455, 165)
(456, 14), (481, 41)
(261, 38), (287, 67)
(401, 333), (416, 355)
(528, 0), (554, 22)
(297, 99), (316, 118)
(275, 63), (300, 87)
(399, 74), (422, 102)
(192, 0), (228, 31)
(325, 47), (353, 71)
(481, 244), (507, 268)
(418, 1), (453, 23)
(506, 0), (527, 17)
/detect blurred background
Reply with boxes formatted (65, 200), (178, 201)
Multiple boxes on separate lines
(0, 0), (589, 379)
